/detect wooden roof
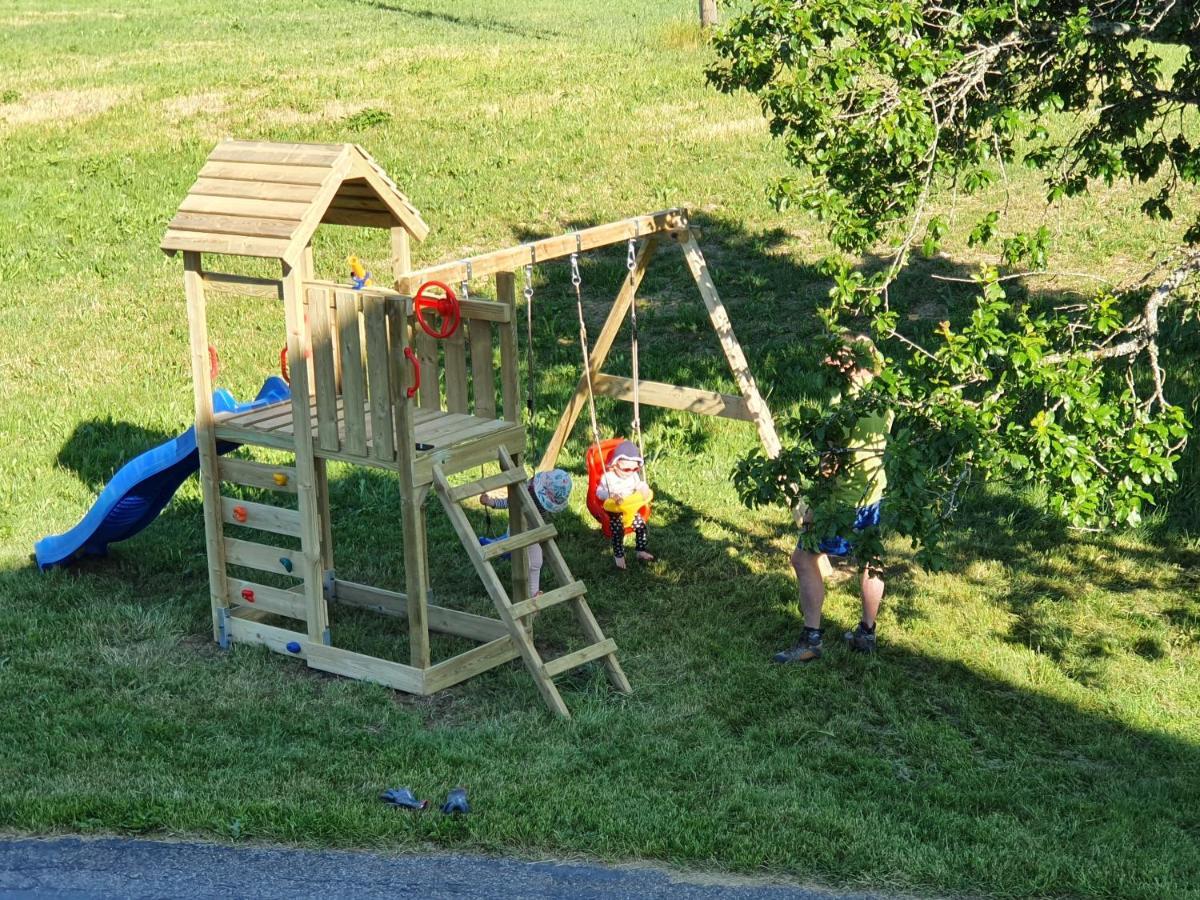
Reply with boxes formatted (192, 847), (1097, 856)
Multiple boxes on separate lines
(161, 140), (429, 265)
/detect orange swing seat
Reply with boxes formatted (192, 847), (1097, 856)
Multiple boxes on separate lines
(585, 437), (652, 539)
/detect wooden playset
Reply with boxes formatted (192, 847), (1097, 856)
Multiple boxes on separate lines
(162, 139), (781, 717)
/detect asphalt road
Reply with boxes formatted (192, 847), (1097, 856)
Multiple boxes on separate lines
(0, 837), (896, 899)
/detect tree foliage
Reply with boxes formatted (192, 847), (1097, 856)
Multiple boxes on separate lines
(709, 0), (1200, 566)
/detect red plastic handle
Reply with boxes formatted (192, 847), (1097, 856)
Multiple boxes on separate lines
(413, 280), (461, 339)
(279, 346), (290, 384)
(404, 346), (420, 399)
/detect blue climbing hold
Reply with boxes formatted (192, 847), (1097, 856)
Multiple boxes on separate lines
(286, 641), (301, 654)
(279, 557), (294, 573)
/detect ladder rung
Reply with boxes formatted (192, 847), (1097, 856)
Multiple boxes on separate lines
(479, 523), (557, 560)
(508, 580), (587, 620)
(543, 638), (618, 678)
(447, 467), (528, 503)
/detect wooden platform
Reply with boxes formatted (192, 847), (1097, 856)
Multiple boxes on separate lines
(214, 399), (525, 483)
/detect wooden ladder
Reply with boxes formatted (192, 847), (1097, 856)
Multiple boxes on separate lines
(432, 446), (631, 718)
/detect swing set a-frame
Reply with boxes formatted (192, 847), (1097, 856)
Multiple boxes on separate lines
(396, 209), (782, 473)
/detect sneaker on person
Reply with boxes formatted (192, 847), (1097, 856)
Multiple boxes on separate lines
(773, 631), (823, 663)
(843, 622), (877, 653)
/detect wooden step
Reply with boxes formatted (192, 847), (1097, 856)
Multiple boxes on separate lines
(447, 467), (528, 503)
(543, 638), (618, 678)
(508, 580), (587, 620)
(478, 523), (557, 560)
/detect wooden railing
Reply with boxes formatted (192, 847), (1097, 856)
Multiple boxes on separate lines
(301, 280), (519, 465)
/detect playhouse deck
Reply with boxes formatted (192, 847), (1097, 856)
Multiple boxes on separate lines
(215, 399), (525, 483)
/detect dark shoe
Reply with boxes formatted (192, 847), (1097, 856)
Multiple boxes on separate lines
(844, 622), (877, 653)
(441, 786), (471, 815)
(379, 787), (429, 810)
(773, 632), (823, 663)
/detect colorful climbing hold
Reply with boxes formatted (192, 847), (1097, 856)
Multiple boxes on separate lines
(232, 506), (248, 523)
(279, 557), (293, 573)
(241, 588), (255, 602)
(286, 641), (301, 654)
(273, 472), (289, 486)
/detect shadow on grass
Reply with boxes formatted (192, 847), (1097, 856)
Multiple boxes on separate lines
(348, 0), (561, 41)
(55, 418), (179, 491)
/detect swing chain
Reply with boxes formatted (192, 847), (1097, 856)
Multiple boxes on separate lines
(570, 251), (581, 288)
(523, 257), (537, 450)
(626, 237), (637, 273)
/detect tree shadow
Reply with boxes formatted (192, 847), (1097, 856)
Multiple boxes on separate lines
(347, 0), (561, 41)
(55, 418), (179, 491)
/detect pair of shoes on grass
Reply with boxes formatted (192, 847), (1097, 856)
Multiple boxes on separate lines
(772, 623), (876, 663)
(379, 786), (469, 814)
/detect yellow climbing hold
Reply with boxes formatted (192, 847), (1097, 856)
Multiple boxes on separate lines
(273, 472), (289, 486)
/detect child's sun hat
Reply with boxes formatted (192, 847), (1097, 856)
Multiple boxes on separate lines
(531, 468), (572, 514)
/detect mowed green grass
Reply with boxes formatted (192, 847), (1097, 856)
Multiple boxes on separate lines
(1, 3), (1199, 897)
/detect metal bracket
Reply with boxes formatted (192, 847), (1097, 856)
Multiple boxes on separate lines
(321, 627), (332, 647)
(323, 569), (337, 601)
(216, 607), (232, 650)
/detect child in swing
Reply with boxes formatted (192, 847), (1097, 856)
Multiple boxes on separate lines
(596, 440), (655, 569)
(479, 468), (572, 598)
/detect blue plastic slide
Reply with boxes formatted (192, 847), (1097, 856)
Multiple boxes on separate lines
(35, 377), (291, 571)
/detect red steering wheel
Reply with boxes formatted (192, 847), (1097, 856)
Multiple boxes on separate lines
(413, 280), (461, 339)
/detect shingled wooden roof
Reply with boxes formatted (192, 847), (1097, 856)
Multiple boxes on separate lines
(161, 140), (429, 265)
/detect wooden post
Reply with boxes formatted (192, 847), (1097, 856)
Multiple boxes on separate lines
(184, 252), (230, 644)
(392, 229), (430, 669)
(678, 230), (781, 458)
(497, 272), (529, 608)
(282, 259), (331, 643)
(699, 0), (718, 28)
(538, 236), (658, 471)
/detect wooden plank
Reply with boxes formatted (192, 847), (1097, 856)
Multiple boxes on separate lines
(168, 211), (297, 239)
(496, 272), (519, 423)
(331, 580), (507, 642)
(200, 271), (283, 299)
(223, 536), (300, 576)
(179, 194), (311, 221)
(183, 253), (230, 645)
(308, 286), (340, 452)
(336, 290), (368, 456)
(411, 425), (526, 486)
(221, 496), (301, 537)
(217, 457), (298, 493)
(446, 467), (527, 503)
(348, 152), (430, 242)
(227, 615), (309, 656)
(423, 636), (521, 694)
(283, 258), (332, 642)
(364, 294), (395, 462)
(469, 320), (495, 419)
(538, 235), (658, 471)
(432, 465), (570, 718)
(190, 177), (323, 203)
(459, 298), (511, 324)
(479, 523), (556, 561)
(395, 209), (688, 293)
(197, 159), (331, 185)
(415, 329), (439, 409)
(305, 644), (425, 694)
(443, 327), (469, 414)
(591, 374), (753, 420)
(321, 207), (397, 229)
(679, 232), (783, 458)
(388, 299), (418, 487)
(162, 230), (291, 260)
(543, 638), (618, 678)
(508, 580), (587, 620)
(209, 142), (345, 167)
(227, 577), (306, 620)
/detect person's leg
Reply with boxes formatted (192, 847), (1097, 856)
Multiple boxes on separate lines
(792, 545), (827, 629)
(527, 543), (544, 597)
(775, 544), (828, 663)
(633, 514), (653, 561)
(608, 512), (626, 569)
(860, 565), (884, 627)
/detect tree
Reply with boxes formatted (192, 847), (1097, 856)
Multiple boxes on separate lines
(707, 1), (1200, 567)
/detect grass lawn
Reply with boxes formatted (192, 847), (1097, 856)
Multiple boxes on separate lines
(2, 2), (1199, 897)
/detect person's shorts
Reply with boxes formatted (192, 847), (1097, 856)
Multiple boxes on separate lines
(810, 501), (882, 558)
